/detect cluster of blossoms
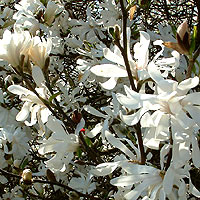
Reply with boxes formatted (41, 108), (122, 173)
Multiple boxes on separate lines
(0, 0), (199, 199)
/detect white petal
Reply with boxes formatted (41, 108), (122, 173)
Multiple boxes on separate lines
(32, 65), (45, 86)
(75, 118), (85, 135)
(184, 105), (200, 127)
(120, 108), (148, 126)
(124, 177), (159, 200)
(16, 102), (31, 121)
(148, 61), (164, 83)
(105, 130), (136, 160)
(8, 85), (31, 96)
(178, 76), (199, 92)
(116, 93), (141, 110)
(192, 135), (200, 168)
(189, 179), (200, 197)
(178, 180), (186, 197)
(100, 77), (118, 90)
(111, 174), (152, 187)
(40, 108), (51, 123)
(182, 92), (200, 105)
(91, 162), (119, 176)
(87, 123), (102, 138)
(160, 144), (171, 170)
(46, 115), (67, 138)
(90, 64), (127, 78)
(163, 167), (175, 195)
(120, 163), (158, 175)
(103, 48), (124, 66)
(83, 105), (107, 118)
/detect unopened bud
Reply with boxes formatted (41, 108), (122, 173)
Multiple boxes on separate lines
(114, 25), (121, 41)
(22, 169), (32, 183)
(72, 110), (82, 124)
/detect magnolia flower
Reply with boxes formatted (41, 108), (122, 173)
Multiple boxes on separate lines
(8, 66), (51, 128)
(0, 125), (29, 159)
(44, 0), (63, 26)
(91, 30), (177, 90)
(68, 172), (96, 194)
(110, 162), (200, 200)
(90, 28), (138, 89)
(70, 7), (105, 43)
(0, 29), (32, 70)
(117, 62), (200, 150)
(39, 116), (79, 172)
(29, 37), (52, 70)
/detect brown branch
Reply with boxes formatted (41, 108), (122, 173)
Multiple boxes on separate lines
(186, 45), (200, 78)
(119, 0), (146, 165)
(0, 168), (100, 200)
(119, 0), (137, 92)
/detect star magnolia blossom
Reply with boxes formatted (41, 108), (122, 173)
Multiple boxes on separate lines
(90, 30), (178, 90)
(8, 66), (51, 128)
(110, 162), (200, 200)
(117, 62), (200, 150)
(90, 28), (141, 90)
(0, 125), (29, 159)
(29, 36), (52, 70)
(39, 116), (79, 172)
(0, 29), (32, 69)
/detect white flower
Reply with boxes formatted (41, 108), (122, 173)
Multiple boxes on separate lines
(0, 29), (32, 69)
(39, 116), (79, 172)
(0, 125), (29, 159)
(117, 63), (200, 149)
(70, 7), (105, 43)
(68, 172), (96, 194)
(8, 66), (51, 128)
(44, 0), (63, 26)
(29, 37), (52, 70)
(110, 163), (199, 200)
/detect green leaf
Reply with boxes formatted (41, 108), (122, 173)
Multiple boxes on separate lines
(189, 26), (197, 55)
(76, 147), (82, 158)
(49, 92), (61, 103)
(20, 158), (29, 170)
(85, 137), (92, 147)
(108, 27), (115, 38)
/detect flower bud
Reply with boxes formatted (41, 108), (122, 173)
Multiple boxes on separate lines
(22, 169), (32, 183)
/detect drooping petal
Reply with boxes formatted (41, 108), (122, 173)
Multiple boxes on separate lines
(16, 102), (32, 121)
(105, 130), (136, 160)
(124, 177), (160, 200)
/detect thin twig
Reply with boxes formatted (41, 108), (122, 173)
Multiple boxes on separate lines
(119, 0), (146, 165)
(119, 0), (137, 92)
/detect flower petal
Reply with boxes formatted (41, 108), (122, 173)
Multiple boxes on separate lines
(90, 64), (127, 78)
